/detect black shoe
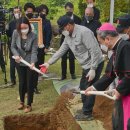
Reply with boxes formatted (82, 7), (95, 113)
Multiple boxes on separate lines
(11, 81), (16, 86)
(34, 88), (40, 94)
(59, 76), (66, 81)
(75, 113), (94, 121)
(71, 74), (76, 79)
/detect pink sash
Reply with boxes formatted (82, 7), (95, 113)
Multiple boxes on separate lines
(118, 80), (130, 130)
(122, 95), (130, 130)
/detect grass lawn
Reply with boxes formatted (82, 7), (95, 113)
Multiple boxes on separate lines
(0, 55), (82, 130)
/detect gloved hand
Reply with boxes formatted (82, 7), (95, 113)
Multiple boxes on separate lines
(39, 62), (50, 69)
(86, 69), (96, 82)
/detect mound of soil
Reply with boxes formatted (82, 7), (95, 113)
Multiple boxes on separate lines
(4, 92), (81, 130)
(94, 96), (114, 130)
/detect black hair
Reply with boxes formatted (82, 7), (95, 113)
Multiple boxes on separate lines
(38, 4), (49, 15)
(24, 2), (35, 12)
(65, 2), (74, 9)
(13, 6), (22, 12)
(16, 17), (32, 35)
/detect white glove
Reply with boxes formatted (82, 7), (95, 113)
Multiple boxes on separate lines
(86, 69), (96, 82)
(40, 62), (50, 69)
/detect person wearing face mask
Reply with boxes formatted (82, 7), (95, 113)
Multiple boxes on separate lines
(86, 0), (100, 21)
(116, 16), (130, 42)
(6, 6), (22, 86)
(40, 16), (104, 121)
(107, 16), (130, 91)
(24, 3), (40, 94)
(24, 2), (35, 19)
(59, 2), (81, 80)
(85, 23), (130, 130)
(30, 4), (52, 89)
(11, 17), (38, 113)
(81, 7), (101, 38)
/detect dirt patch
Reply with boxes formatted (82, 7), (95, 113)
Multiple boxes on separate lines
(4, 92), (81, 130)
(94, 96), (114, 130)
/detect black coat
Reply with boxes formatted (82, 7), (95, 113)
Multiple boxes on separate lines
(93, 7), (100, 21)
(93, 39), (130, 96)
(42, 18), (52, 49)
(81, 19), (101, 37)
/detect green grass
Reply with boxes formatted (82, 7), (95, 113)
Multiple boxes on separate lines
(0, 55), (82, 130)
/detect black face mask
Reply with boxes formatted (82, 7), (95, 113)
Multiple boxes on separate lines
(85, 16), (93, 22)
(40, 13), (46, 19)
(26, 13), (33, 19)
(66, 12), (73, 17)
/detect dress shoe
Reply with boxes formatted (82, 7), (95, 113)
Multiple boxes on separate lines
(18, 102), (24, 110)
(71, 74), (76, 79)
(34, 88), (41, 94)
(59, 76), (66, 81)
(75, 113), (94, 121)
(10, 81), (16, 86)
(24, 105), (32, 113)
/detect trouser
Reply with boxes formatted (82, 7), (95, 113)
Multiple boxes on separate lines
(10, 57), (16, 83)
(0, 45), (5, 71)
(80, 61), (104, 115)
(18, 66), (35, 106)
(61, 49), (75, 77)
(33, 48), (45, 90)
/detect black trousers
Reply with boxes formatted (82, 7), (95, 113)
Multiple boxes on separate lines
(10, 57), (17, 83)
(61, 49), (75, 77)
(17, 66), (35, 106)
(33, 48), (45, 90)
(80, 61), (104, 115)
(0, 44), (5, 71)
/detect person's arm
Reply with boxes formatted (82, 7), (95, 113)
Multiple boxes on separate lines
(116, 45), (130, 95)
(93, 58), (116, 91)
(11, 30), (20, 56)
(31, 35), (38, 64)
(44, 20), (52, 49)
(82, 29), (102, 70)
(48, 40), (69, 65)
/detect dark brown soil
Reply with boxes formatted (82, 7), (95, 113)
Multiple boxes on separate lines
(4, 92), (81, 130)
(93, 96), (114, 130)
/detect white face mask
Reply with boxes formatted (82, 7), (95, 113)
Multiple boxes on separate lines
(62, 30), (69, 37)
(101, 44), (108, 53)
(87, 3), (94, 8)
(14, 13), (21, 19)
(119, 34), (129, 40)
(21, 28), (29, 35)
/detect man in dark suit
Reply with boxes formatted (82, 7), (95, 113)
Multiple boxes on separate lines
(59, 2), (81, 80)
(86, 0), (100, 21)
(6, 6), (22, 85)
(81, 7), (101, 38)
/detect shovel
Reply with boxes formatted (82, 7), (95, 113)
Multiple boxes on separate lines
(72, 90), (116, 100)
(12, 56), (48, 78)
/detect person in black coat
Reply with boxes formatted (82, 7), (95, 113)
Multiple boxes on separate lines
(31, 4), (52, 92)
(116, 16), (130, 42)
(59, 2), (81, 80)
(86, 0), (100, 21)
(6, 6), (22, 85)
(85, 23), (130, 130)
(81, 7), (101, 38)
